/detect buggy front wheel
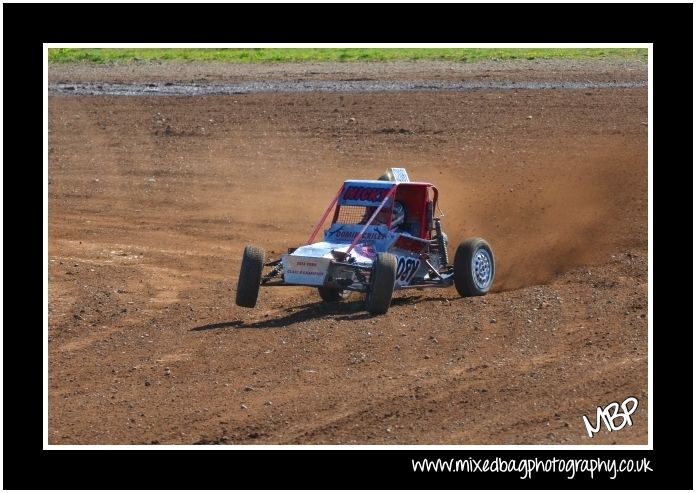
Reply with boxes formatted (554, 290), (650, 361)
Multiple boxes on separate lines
(364, 252), (397, 314)
(235, 245), (265, 308)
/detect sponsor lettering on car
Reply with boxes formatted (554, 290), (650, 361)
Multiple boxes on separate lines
(342, 186), (389, 202)
(328, 229), (386, 240)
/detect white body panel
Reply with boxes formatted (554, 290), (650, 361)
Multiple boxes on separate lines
(282, 255), (332, 286)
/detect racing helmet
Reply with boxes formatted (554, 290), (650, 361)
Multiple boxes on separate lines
(391, 201), (405, 229)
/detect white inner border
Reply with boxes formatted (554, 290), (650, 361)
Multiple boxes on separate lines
(43, 43), (652, 451)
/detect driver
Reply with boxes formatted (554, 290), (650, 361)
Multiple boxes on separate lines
(374, 201), (406, 232)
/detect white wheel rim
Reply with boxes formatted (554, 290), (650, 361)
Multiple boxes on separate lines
(471, 248), (493, 290)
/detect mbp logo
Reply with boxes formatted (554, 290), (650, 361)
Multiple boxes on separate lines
(582, 396), (638, 438)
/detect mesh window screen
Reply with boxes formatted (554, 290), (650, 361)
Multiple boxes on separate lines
(336, 205), (372, 224)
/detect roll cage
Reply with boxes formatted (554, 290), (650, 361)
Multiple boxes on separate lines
(307, 180), (440, 248)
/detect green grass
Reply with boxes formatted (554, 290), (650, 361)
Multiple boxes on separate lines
(48, 48), (648, 64)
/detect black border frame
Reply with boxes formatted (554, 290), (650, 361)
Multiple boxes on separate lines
(7, 2), (692, 490)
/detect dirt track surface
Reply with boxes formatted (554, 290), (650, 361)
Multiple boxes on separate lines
(48, 60), (648, 445)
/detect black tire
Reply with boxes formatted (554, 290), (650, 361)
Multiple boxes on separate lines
(364, 252), (397, 314)
(318, 287), (352, 302)
(454, 238), (495, 297)
(235, 245), (265, 308)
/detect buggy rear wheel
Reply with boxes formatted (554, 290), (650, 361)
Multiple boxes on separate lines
(235, 245), (265, 308)
(454, 238), (494, 297)
(318, 287), (352, 302)
(364, 252), (397, 315)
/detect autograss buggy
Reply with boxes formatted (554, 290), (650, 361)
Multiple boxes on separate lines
(235, 168), (495, 314)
